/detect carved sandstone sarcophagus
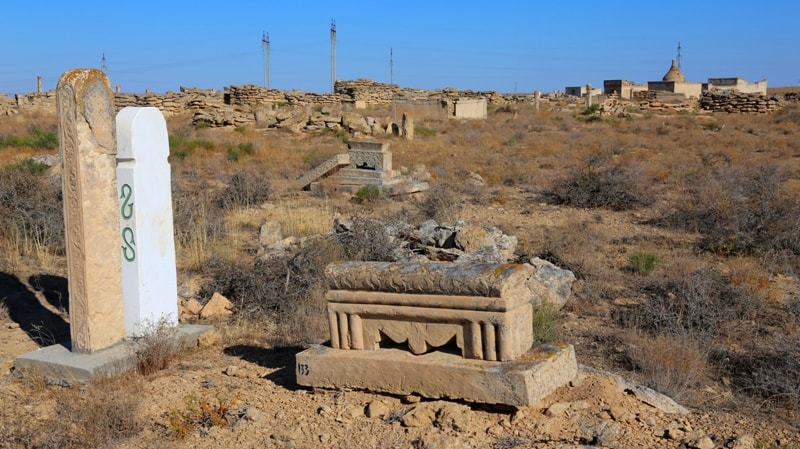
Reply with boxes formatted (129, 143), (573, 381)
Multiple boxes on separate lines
(324, 261), (534, 362)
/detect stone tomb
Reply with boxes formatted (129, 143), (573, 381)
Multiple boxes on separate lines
(16, 70), (209, 382)
(296, 140), (428, 194)
(296, 261), (578, 406)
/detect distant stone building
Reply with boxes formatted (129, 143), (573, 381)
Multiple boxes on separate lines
(601, 59), (768, 100)
(705, 78), (767, 95)
(646, 59), (703, 98)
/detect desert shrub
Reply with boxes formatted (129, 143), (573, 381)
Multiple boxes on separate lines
(0, 128), (58, 150)
(718, 335), (800, 411)
(1, 377), (144, 449)
(414, 126), (437, 137)
(0, 165), (64, 257)
(226, 147), (240, 161)
(616, 268), (757, 339)
(580, 103), (601, 115)
(169, 134), (214, 159)
(418, 181), (466, 223)
(200, 236), (344, 345)
(662, 164), (800, 270)
(168, 389), (241, 439)
(216, 171), (271, 209)
(134, 319), (181, 375)
(4, 158), (50, 175)
(531, 302), (559, 344)
(627, 251), (659, 275)
(550, 155), (655, 211)
(354, 184), (384, 202)
(626, 333), (710, 403)
(172, 178), (225, 270)
(338, 217), (396, 262)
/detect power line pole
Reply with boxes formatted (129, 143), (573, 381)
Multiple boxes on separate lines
(676, 41), (682, 70)
(330, 18), (336, 93)
(390, 48), (394, 85)
(262, 31), (271, 89)
(101, 53), (107, 73)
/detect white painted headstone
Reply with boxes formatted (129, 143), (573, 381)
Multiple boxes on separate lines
(116, 107), (179, 336)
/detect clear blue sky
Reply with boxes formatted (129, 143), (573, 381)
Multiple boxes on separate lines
(2, 1), (799, 95)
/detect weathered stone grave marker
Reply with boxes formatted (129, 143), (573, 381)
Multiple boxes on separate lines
(116, 107), (179, 336)
(57, 69), (126, 353)
(16, 70), (210, 381)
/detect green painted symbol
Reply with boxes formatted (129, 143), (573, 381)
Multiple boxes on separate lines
(120, 183), (134, 219)
(121, 227), (136, 261)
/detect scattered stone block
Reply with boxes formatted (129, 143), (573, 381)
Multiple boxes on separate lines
(200, 292), (234, 319)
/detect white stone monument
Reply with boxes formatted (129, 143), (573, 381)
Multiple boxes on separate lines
(116, 107), (179, 336)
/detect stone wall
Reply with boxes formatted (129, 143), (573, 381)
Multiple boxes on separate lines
(700, 90), (782, 113)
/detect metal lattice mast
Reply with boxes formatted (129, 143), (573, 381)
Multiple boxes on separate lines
(262, 31), (271, 89)
(390, 48), (394, 85)
(330, 19), (336, 93)
(101, 53), (107, 73)
(676, 42), (682, 70)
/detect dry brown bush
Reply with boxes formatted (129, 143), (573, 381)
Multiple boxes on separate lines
(549, 151), (657, 211)
(134, 318), (182, 375)
(626, 333), (711, 404)
(0, 375), (143, 449)
(0, 165), (64, 268)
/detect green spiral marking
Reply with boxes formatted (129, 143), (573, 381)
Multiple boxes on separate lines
(122, 227), (136, 262)
(120, 183), (134, 219)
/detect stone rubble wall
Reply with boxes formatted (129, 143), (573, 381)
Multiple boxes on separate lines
(700, 89), (783, 113)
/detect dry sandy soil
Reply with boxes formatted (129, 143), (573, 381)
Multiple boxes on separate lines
(1, 193), (798, 448)
(1, 102), (800, 448)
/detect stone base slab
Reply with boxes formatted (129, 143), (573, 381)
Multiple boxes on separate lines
(295, 344), (577, 406)
(15, 324), (213, 383)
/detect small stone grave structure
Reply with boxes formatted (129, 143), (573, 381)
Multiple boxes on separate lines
(16, 70), (209, 382)
(296, 140), (428, 195)
(296, 261), (577, 406)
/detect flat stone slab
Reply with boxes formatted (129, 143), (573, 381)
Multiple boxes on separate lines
(15, 324), (213, 383)
(295, 344), (577, 406)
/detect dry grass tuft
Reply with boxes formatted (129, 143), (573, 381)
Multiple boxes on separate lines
(1, 374), (144, 449)
(626, 333), (711, 403)
(167, 388), (241, 439)
(134, 318), (182, 375)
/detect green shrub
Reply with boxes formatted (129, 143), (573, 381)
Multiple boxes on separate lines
(226, 147), (240, 162)
(628, 251), (659, 275)
(355, 184), (384, 202)
(580, 103), (601, 115)
(3, 158), (50, 175)
(531, 302), (559, 344)
(0, 128), (58, 150)
(414, 126), (437, 137)
(234, 126), (247, 134)
(237, 142), (254, 155)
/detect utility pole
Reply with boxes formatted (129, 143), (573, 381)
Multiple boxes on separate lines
(262, 31), (271, 89)
(101, 53), (107, 73)
(390, 48), (394, 85)
(330, 18), (336, 93)
(676, 41), (682, 70)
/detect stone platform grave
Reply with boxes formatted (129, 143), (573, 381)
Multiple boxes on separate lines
(296, 261), (578, 406)
(16, 69), (210, 382)
(296, 140), (428, 195)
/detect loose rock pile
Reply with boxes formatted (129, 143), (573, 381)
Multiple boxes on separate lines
(700, 90), (782, 113)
